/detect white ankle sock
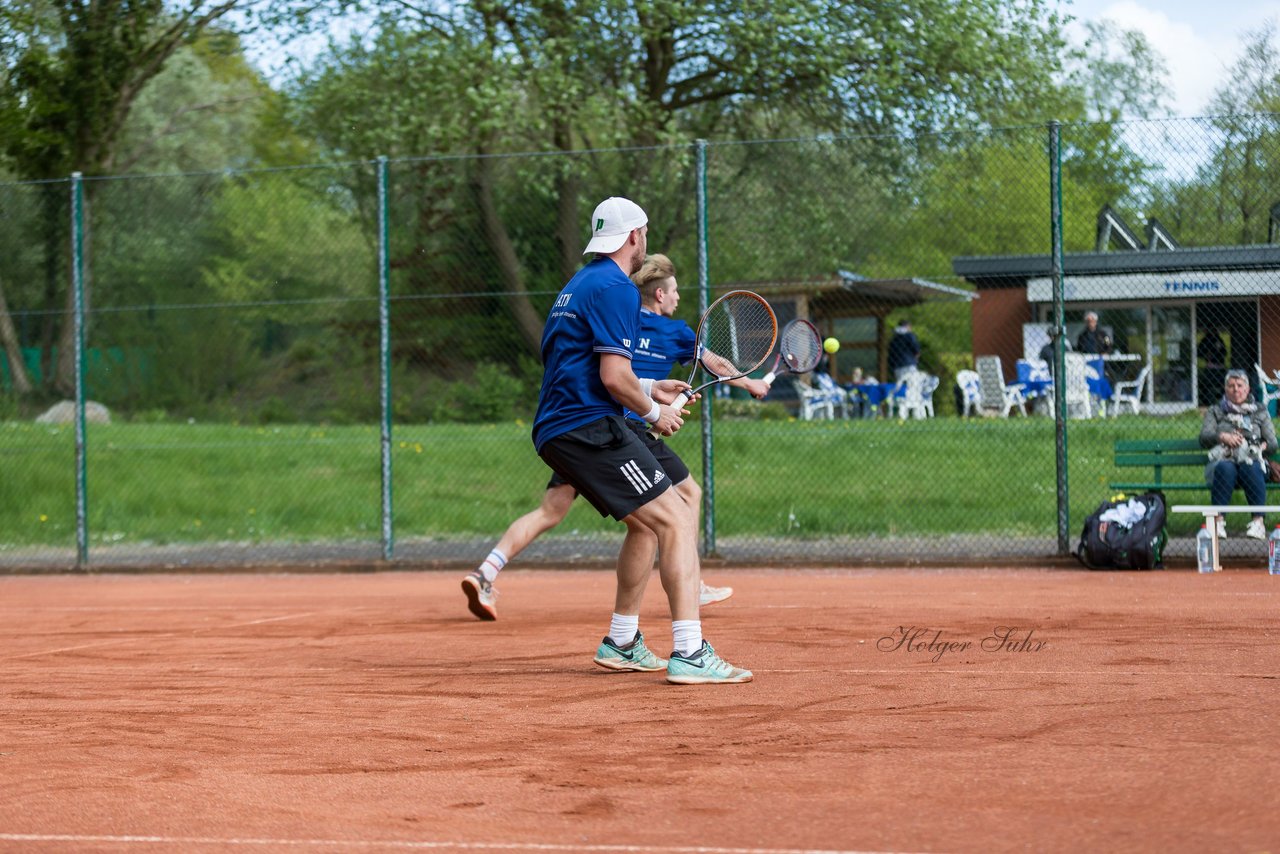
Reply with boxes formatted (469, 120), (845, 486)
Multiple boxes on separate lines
(672, 619), (702, 656)
(608, 613), (639, 646)
(478, 548), (507, 583)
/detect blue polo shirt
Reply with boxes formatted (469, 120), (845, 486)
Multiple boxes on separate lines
(632, 309), (697, 381)
(532, 258), (641, 451)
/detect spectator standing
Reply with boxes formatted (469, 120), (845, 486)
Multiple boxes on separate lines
(1197, 327), (1228, 407)
(887, 319), (921, 381)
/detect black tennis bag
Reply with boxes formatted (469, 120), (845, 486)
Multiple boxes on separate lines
(1075, 491), (1167, 570)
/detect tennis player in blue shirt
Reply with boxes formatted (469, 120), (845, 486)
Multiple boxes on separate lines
(464, 254), (766, 620)
(466, 197), (754, 684)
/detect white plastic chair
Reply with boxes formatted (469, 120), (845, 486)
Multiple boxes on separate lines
(920, 374), (940, 418)
(1062, 353), (1096, 419)
(795, 373), (848, 420)
(956, 370), (981, 417)
(893, 369), (928, 420)
(1110, 363), (1152, 416)
(813, 372), (851, 418)
(975, 356), (1026, 417)
(795, 380), (834, 420)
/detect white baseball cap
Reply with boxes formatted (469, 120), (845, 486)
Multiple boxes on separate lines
(583, 197), (648, 255)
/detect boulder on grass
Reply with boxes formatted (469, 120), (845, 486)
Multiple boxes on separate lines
(35, 400), (112, 425)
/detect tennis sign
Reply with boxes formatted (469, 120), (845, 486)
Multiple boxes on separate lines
(1027, 270), (1268, 302)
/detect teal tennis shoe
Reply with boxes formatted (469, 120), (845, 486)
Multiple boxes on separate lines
(666, 640), (753, 684)
(593, 632), (667, 672)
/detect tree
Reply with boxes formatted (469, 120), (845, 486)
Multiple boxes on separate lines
(0, 0), (339, 396)
(298, 0), (1074, 355)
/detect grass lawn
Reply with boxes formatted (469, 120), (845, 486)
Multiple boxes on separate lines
(0, 412), (1215, 550)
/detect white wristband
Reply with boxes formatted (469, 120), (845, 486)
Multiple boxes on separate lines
(641, 400), (662, 424)
(638, 378), (655, 396)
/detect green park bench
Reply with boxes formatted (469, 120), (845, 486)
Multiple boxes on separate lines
(1110, 438), (1275, 497)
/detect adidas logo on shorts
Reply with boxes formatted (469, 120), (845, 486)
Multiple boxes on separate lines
(619, 460), (655, 494)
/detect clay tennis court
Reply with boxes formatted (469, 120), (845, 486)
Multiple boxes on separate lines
(1, 566), (1277, 853)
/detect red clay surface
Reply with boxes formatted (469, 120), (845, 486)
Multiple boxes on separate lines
(1, 567), (1278, 854)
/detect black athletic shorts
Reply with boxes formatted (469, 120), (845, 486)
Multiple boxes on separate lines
(538, 415), (684, 520)
(543, 420), (689, 492)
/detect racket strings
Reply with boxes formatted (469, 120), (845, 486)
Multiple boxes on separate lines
(699, 295), (776, 376)
(780, 322), (822, 373)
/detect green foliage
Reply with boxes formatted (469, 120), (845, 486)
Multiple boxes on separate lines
(445, 362), (529, 423)
(202, 176), (372, 305)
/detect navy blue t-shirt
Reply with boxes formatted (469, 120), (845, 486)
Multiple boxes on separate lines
(532, 258), (641, 451)
(632, 309), (697, 381)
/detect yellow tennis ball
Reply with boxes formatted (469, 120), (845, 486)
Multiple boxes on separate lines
(823, 337), (840, 354)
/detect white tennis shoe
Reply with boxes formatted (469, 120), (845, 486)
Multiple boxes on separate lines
(699, 581), (733, 607)
(461, 571), (498, 620)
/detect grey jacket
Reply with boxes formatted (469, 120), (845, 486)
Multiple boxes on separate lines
(1199, 401), (1277, 477)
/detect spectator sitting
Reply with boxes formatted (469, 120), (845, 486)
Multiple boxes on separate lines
(1038, 336), (1070, 377)
(1200, 369), (1277, 541)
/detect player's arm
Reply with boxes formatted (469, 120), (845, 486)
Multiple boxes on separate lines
(728, 376), (770, 399)
(599, 354), (684, 436)
(699, 347), (737, 377)
(701, 346), (767, 398)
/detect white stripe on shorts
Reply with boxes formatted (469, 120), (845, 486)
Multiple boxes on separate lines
(619, 459), (652, 494)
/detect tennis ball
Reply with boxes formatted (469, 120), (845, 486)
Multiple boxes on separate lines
(823, 337), (840, 354)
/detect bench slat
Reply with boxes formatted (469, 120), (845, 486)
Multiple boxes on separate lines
(1114, 439), (1202, 453)
(1108, 482), (1206, 491)
(1114, 453), (1206, 467)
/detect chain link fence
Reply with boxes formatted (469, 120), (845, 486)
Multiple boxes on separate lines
(3, 115), (1279, 570)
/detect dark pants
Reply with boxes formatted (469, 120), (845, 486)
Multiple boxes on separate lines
(1206, 460), (1267, 509)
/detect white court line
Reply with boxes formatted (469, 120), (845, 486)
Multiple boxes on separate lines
(5, 637), (142, 660)
(7, 665), (1273, 679)
(0, 606), (319, 613)
(0, 835), (911, 854)
(766, 668), (1279, 678)
(2, 612), (320, 661)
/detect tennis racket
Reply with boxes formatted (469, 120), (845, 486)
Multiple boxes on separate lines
(647, 289), (777, 438)
(761, 319), (823, 387)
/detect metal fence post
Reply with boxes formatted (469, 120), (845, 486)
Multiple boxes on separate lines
(696, 139), (716, 557)
(70, 172), (89, 569)
(378, 156), (393, 560)
(1048, 122), (1069, 555)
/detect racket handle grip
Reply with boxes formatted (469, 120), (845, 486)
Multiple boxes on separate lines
(646, 392), (691, 440)
(762, 371), (776, 386)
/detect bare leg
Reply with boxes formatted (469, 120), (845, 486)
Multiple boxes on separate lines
(674, 477), (731, 604)
(625, 487), (699, 621)
(614, 517), (658, 614)
(491, 484), (576, 562)
(465, 484), (576, 621)
(674, 477), (702, 530)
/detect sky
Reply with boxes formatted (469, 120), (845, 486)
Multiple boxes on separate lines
(1063, 0), (1280, 116)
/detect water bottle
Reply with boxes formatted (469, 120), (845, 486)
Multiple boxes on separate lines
(1196, 524), (1215, 574)
(1269, 525), (1280, 575)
